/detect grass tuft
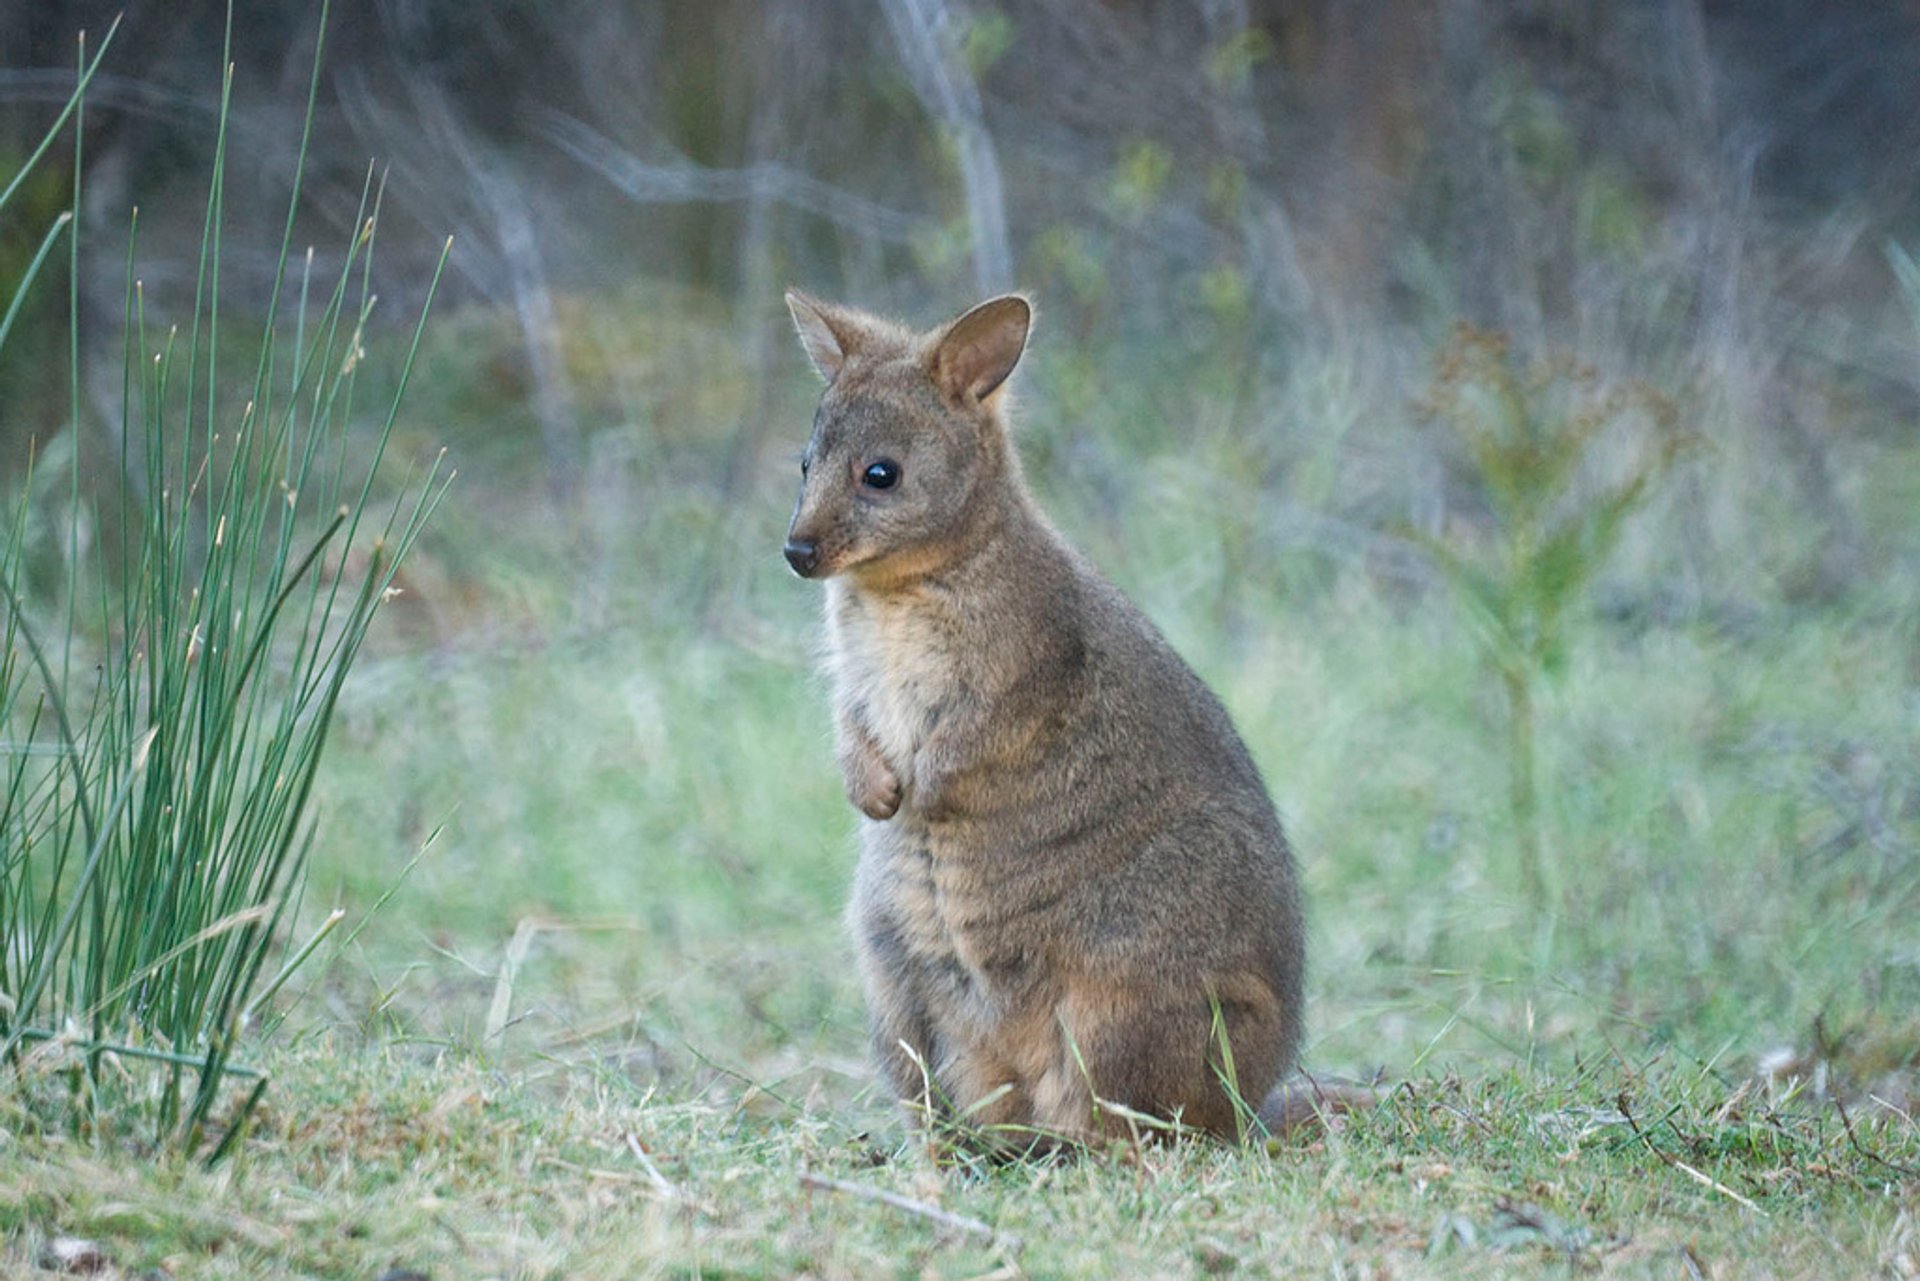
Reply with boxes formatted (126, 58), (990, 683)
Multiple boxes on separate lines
(0, 3), (448, 1158)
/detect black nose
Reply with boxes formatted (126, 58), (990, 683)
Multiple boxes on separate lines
(783, 539), (821, 577)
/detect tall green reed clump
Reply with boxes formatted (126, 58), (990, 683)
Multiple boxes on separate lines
(1415, 324), (1684, 917)
(0, 10), (450, 1159)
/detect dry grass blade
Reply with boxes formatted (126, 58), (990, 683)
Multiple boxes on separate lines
(624, 1132), (680, 1197)
(1672, 1158), (1768, 1216)
(485, 917), (641, 1052)
(485, 916), (543, 1047)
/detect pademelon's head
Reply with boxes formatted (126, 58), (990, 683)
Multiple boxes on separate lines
(780, 290), (1030, 586)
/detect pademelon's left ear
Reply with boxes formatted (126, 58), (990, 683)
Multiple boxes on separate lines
(786, 289), (870, 382)
(929, 294), (1031, 406)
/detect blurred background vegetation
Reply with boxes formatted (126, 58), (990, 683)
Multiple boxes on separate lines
(3, 0), (1917, 1118)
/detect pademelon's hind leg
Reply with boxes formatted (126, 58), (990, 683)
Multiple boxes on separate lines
(1031, 984), (1287, 1143)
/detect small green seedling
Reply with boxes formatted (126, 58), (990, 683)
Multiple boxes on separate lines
(1414, 323), (1687, 914)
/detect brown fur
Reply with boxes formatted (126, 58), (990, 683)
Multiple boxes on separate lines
(783, 290), (1306, 1149)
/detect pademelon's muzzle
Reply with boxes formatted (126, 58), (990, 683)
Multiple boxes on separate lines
(783, 538), (823, 578)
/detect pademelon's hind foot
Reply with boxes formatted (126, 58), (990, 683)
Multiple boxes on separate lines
(1255, 1074), (1386, 1140)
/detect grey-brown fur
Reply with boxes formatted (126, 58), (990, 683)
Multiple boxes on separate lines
(782, 290), (1304, 1147)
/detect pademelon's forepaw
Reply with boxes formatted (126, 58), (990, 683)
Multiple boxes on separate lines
(837, 717), (902, 820)
(853, 765), (902, 820)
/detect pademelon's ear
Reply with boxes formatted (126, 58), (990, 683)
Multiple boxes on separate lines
(929, 294), (1031, 406)
(785, 289), (865, 382)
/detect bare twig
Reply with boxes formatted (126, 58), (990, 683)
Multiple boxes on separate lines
(799, 1170), (1006, 1245)
(1835, 1091), (1920, 1181)
(542, 112), (922, 243)
(1618, 1092), (1769, 1216)
(395, 76), (580, 493)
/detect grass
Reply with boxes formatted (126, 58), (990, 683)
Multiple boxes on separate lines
(7, 552), (1911, 1275)
(11, 296), (1920, 1272)
(0, 3), (449, 1160)
(4, 275), (1917, 1267)
(1, 1041), (1912, 1278)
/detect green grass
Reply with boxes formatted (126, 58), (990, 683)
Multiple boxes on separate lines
(5, 266), (1918, 1266)
(0, 3), (450, 1160)
(1, 1038), (1911, 1278)
(8, 547), (1912, 1275)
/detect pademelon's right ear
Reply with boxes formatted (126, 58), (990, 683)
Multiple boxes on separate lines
(785, 289), (864, 382)
(929, 294), (1031, 406)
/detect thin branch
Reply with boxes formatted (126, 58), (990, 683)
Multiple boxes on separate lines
(541, 111), (923, 243)
(799, 1171), (1004, 1244)
(415, 77), (579, 489)
(1618, 1092), (1769, 1216)
(1835, 1091), (1920, 1182)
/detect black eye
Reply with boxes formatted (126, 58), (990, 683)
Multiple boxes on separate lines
(800, 455), (810, 477)
(862, 459), (901, 490)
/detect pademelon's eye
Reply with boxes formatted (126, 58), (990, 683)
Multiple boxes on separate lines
(862, 459), (902, 490)
(799, 455), (810, 478)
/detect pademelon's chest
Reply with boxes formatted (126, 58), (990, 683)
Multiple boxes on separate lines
(826, 585), (961, 775)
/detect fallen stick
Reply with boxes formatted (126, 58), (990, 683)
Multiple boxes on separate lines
(799, 1171), (1000, 1243)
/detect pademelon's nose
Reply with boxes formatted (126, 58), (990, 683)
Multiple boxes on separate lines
(783, 538), (821, 577)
